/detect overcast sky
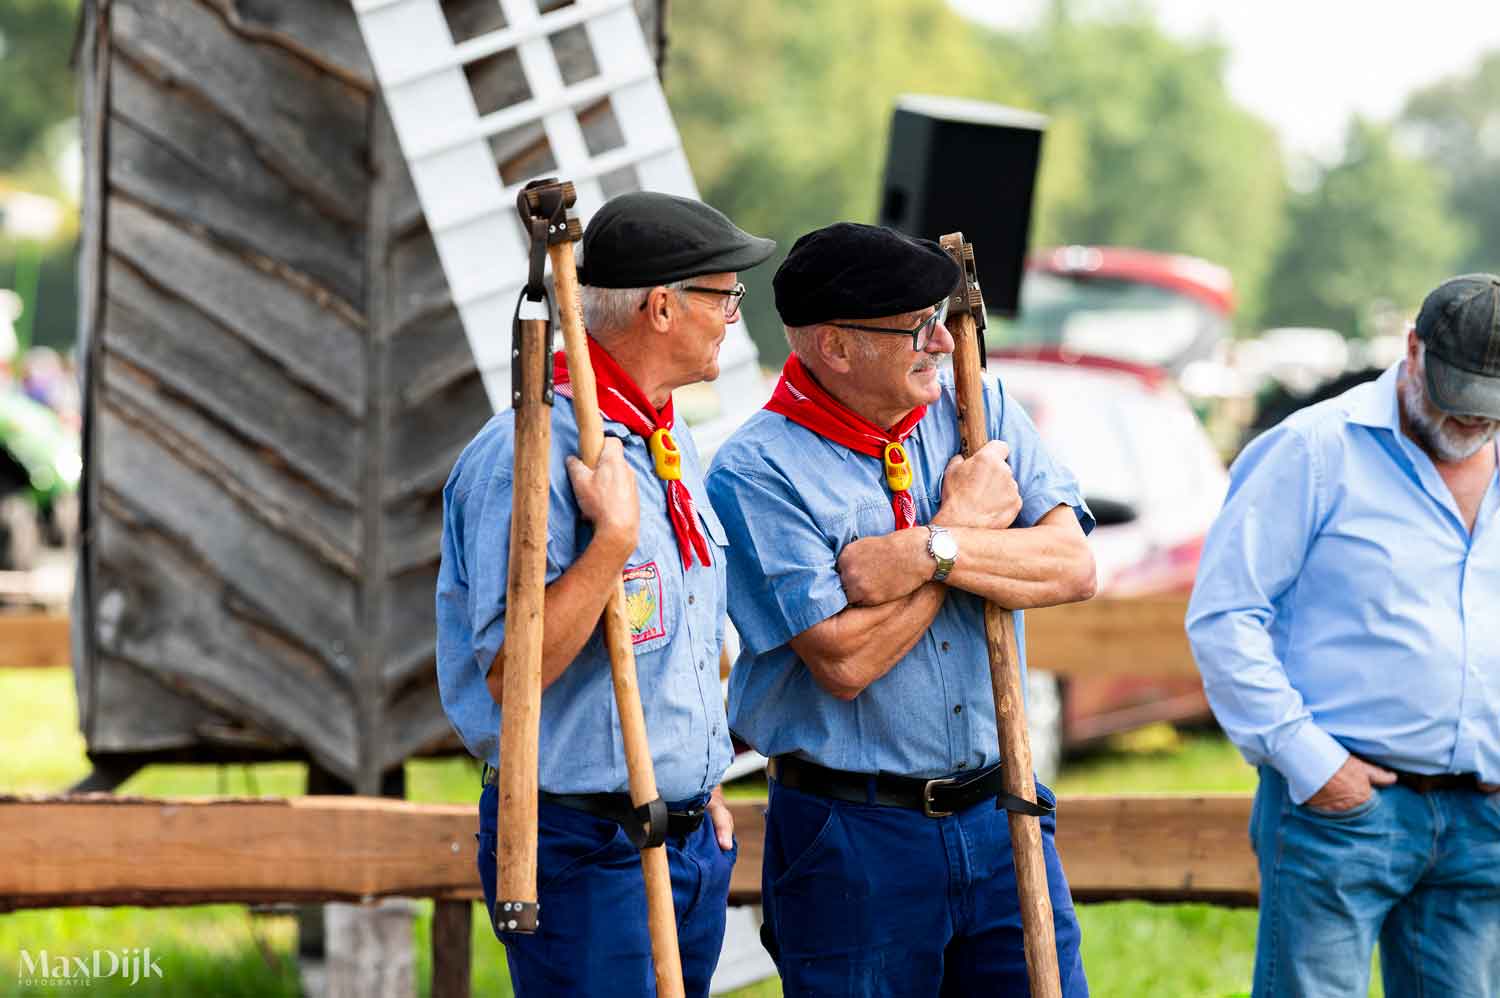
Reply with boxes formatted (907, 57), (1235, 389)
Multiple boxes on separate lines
(951, 0), (1500, 162)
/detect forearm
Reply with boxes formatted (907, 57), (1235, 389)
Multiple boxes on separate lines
(789, 583), (946, 700)
(486, 530), (634, 705)
(939, 520), (1097, 609)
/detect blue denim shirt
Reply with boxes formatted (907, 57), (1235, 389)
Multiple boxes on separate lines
(1187, 363), (1500, 803)
(706, 371), (1092, 778)
(435, 398), (733, 800)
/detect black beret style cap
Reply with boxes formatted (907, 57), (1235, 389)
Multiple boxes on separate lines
(1415, 273), (1500, 420)
(577, 191), (776, 288)
(772, 222), (961, 327)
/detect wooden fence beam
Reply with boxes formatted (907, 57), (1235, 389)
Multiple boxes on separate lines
(1024, 595), (1198, 679)
(0, 793), (1255, 912)
(0, 612), (71, 669)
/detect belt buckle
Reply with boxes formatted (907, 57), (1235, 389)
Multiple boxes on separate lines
(923, 776), (957, 818)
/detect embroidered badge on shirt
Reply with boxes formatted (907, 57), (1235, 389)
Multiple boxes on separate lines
(622, 562), (666, 644)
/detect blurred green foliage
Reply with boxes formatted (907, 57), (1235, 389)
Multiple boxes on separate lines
(667, 1), (1476, 359)
(0, 0), (80, 175)
(1260, 120), (1465, 337)
(1401, 52), (1500, 277)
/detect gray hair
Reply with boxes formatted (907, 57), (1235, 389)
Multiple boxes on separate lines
(784, 323), (877, 363)
(580, 281), (687, 337)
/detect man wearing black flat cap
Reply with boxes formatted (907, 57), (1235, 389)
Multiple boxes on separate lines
(437, 190), (774, 997)
(706, 222), (1097, 996)
(1188, 273), (1500, 996)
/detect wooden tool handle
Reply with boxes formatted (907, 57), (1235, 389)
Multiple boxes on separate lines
(549, 243), (686, 998)
(494, 315), (551, 933)
(949, 283), (1063, 998)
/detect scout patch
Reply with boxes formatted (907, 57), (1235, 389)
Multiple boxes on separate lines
(621, 562), (666, 644)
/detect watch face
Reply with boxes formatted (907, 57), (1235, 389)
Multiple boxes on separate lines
(932, 532), (959, 561)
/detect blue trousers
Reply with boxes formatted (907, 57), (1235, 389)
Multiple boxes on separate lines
(1251, 766), (1500, 997)
(476, 783), (737, 997)
(761, 778), (1088, 997)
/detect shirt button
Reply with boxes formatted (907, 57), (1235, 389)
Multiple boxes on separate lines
(953, 704), (963, 715)
(941, 641), (951, 652)
(688, 594), (696, 605)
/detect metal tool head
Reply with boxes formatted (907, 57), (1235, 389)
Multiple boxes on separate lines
(517, 177), (582, 246)
(939, 233), (986, 330)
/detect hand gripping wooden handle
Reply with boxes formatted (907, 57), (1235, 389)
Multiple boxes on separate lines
(549, 235), (686, 998)
(942, 232), (1063, 998)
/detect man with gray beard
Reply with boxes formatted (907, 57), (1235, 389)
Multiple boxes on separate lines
(1188, 274), (1500, 997)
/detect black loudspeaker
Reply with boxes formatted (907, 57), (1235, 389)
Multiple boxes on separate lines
(878, 96), (1046, 318)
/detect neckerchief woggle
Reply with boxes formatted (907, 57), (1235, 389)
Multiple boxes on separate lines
(553, 336), (713, 570)
(765, 354), (926, 530)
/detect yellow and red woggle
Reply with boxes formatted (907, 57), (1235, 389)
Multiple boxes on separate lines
(650, 428), (683, 481)
(883, 441), (912, 492)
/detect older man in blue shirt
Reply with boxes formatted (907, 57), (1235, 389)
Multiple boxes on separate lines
(707, 223), (1097, 996)
(436, 192), (774, 997)
(1188, 274), (1500, 997)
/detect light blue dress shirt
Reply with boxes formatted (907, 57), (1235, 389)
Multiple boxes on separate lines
(706, 371), (1092, 779)
(1187, 363), (1500, 803)
(435, 398), (734, 801)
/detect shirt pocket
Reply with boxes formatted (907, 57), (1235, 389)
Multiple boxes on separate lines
(697, 501), (730, 550)
(621, 559), (674, 655)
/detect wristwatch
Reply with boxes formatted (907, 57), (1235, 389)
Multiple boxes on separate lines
(926, 524), (958, 582)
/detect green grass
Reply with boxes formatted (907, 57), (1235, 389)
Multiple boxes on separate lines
(0, 671), (1385, 996)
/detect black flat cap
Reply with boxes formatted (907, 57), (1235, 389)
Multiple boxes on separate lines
(578, 191), (775, 288)
(773, 222), (960, 327)
(1415, 273), (1500, 420)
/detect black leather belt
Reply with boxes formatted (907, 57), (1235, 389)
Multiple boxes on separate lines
(1390, 768), (1481, 794)
(543, 792), (706, 838)
(768, 755), (1052, 818)
(481, 765), (704, 838)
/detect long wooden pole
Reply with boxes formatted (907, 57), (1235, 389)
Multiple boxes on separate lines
(944, 235), (1063, 998)
(493, 312), (551, 934)
(549, 242), (687, 998)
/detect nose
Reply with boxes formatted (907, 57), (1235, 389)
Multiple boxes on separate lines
(927, 319), (955, 355)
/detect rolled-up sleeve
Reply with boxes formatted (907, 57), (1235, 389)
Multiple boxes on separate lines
(1186, 424), (1348, 803)
(990, 377), (1095, 534)
(706, 463), (848, 656)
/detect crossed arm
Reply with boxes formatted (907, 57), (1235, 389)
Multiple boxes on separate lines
(788, 441), (1096, 701)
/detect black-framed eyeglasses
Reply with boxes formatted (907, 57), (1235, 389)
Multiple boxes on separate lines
(829, 298), (950, 351)
(639, 282), (747, 322)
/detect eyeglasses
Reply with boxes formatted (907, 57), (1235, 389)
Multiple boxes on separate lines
(829, 298), (950, 351)
(639, 283), (747, 322)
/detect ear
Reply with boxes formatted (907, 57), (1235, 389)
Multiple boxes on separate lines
(817, 325), (856, 375)
(643, 286), (676, 334)
(1406, 328), (1421, 366)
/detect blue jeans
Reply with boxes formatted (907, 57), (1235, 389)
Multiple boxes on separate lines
(761, 778), (1088, 997)
(1251, 766), (1500, 997)
(475, 783), (738, 997)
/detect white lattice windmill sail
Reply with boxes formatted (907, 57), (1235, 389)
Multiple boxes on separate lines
(352, 0), (765, 451)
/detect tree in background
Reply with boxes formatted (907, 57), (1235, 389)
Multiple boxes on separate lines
(668, 2), (1291, 358)
(666, 0), (1033, 362)
(1400, 52), (1500, 276)
(0, 0), (80, 174)
(1260, 119), (1465, 338)
(1015, 9), (1287, 328)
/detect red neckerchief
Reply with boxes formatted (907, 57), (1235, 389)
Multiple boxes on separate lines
(553, 336), (712, 570)
(765, 354), (927, 529)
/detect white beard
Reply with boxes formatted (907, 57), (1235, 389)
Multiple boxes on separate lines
(1399, 373), (1499, 462)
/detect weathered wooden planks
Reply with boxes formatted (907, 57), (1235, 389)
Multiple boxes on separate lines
(0, 795), (1258, 912)
(79, 0), (672, 791)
